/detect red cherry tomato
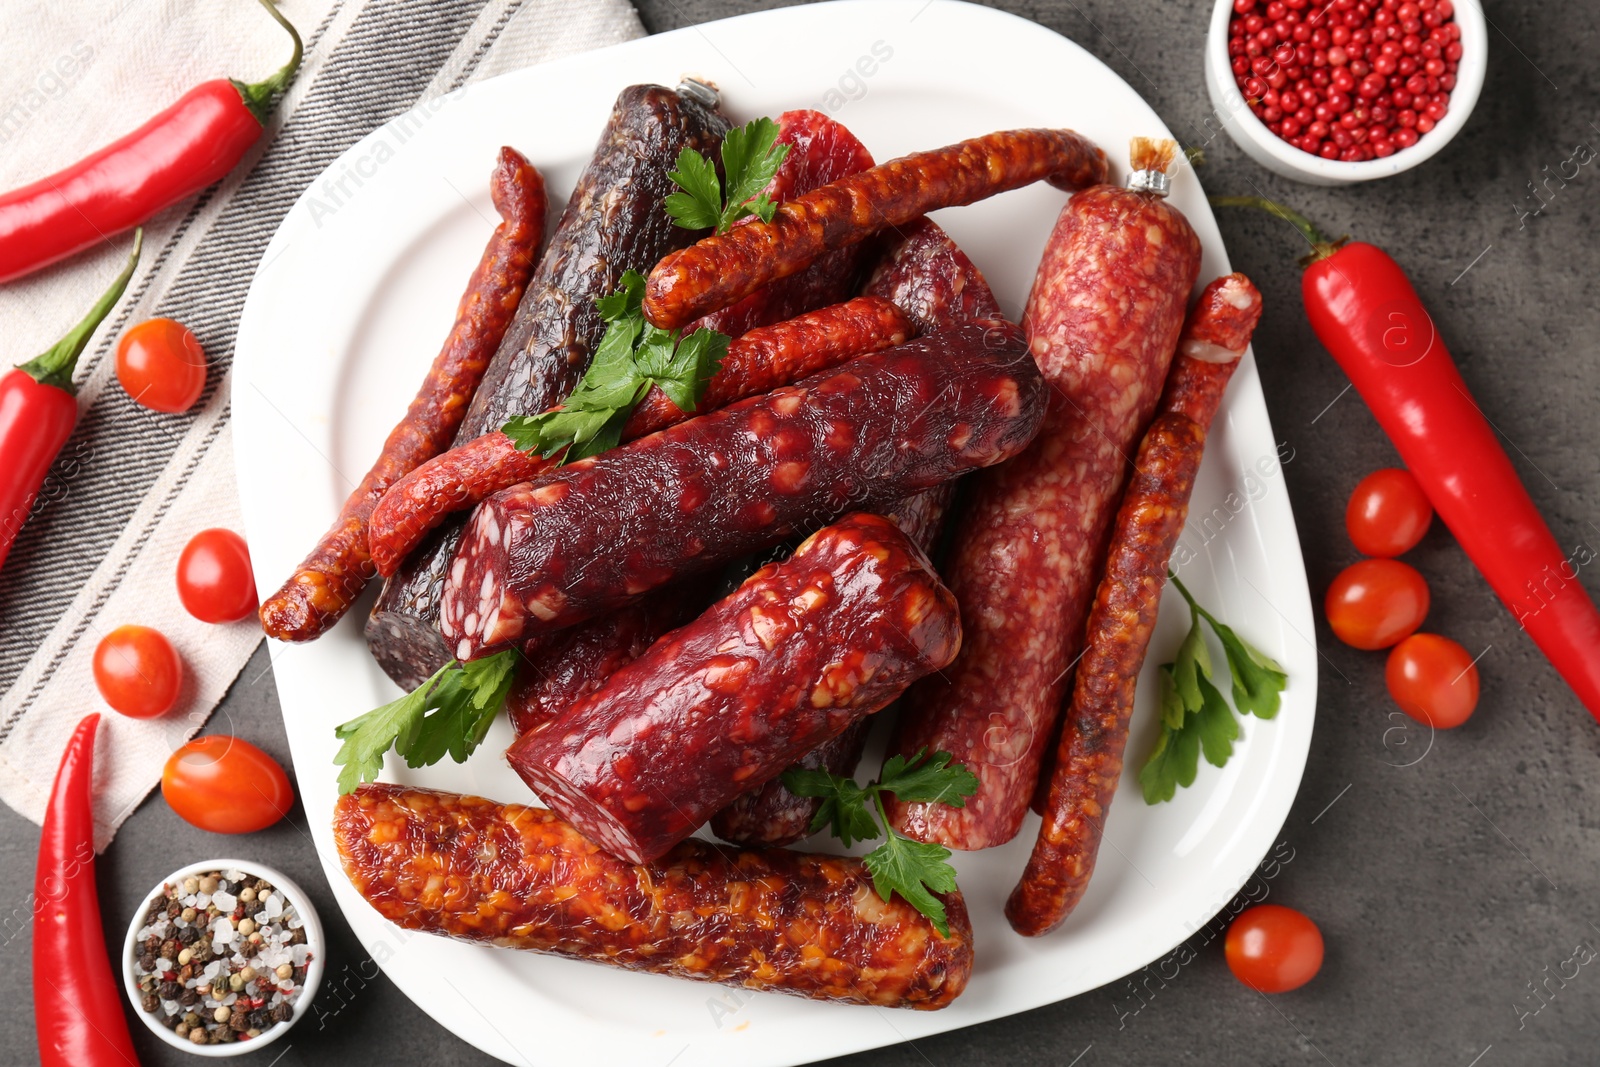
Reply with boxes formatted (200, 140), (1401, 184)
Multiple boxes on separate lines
(1345, 468), (1433, 557)
(162, 735), (294, 833)
(1225, 904), (1325, 993)
(1325, 559), (1430, 650)
(177, 528), (258, 623)
(92, 625), (183, 718)
(116, 318), (207, 413)
(1387, 633), (1480, 728)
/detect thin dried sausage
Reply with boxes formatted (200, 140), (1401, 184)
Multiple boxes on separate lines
(366, 296), (913, 576)
(257, 148), (544, 642)
(439, 321), (1045, 656)
(642, 128), (1107, 330)
(505, 513), (961, 865)
(335, 783), (972, 1008)
(364, 85), (728, 688)
(1006, 274), (1263, 936)
(886, 139), (1202, 851)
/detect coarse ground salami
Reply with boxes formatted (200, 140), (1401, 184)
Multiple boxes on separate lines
(506, 513), (961, 864)
(441, 322), (1045, 656)
(642, 128), (1108, 330)
(886, 139), (1202, 851)
(335, 783), (973, 1008)
(364, 84), (728, 689)
(366, 296), (913, 576)
(257, 148), (545, 642)
(1006, 274), (1263, 936)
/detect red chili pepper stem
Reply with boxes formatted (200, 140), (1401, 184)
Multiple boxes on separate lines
(232, 0), (304, 124)
(1209, 196), (1349, 267)
(14, 230), (142, 396)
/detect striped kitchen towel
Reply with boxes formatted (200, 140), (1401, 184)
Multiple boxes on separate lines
(0, 0), (644, 850)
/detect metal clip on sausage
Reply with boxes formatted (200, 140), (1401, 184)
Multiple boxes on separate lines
(676, 77), (720, 108)
(1125, 136), (1177, 197)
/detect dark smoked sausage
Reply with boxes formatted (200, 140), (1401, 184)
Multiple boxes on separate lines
(257, 148), (545, 642)
(365, 296), (913, 576)
(886, 139), (1203, 851)
(335, 783), (973, 1008)
(364, 85), (728, 689)
(863, 216), (1004, 334)
(1006, 274), (1264, 937)
(505, 513), (961, 865)
(642, 128), (1108, 330)
(439, 322), (1046, 657)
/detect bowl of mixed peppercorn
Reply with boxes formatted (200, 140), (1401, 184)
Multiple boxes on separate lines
(122, 860), (325, 1057)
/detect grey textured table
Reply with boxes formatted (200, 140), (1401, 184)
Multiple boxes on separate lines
(8, 1), (1599, 1063)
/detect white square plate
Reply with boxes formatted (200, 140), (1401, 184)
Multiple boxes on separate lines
(234, 2), (1318, 1063)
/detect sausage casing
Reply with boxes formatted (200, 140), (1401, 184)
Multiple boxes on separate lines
(886, 145), (1202, 850)
(505, 513), (962, 865)
(440, 322), (1045, 655)
(335, 783), (972, 1009)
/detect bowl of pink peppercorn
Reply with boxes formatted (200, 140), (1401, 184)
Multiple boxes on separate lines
(1204, 0), (1487, 185)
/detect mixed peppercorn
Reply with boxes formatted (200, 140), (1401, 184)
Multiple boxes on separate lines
(131, 869), (311, 1046)
(1228, 0), (1463, 162)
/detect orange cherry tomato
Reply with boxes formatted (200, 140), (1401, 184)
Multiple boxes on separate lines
(1325, 558), (1430, 650)
(116, 317), (207, 413)
(1226, 904), (1325, 993)
(1345, 468), (1433, 557)
(177, 528), (258, 623)
(92, 624), (183, 718)
(162, 735), (294, 833)
(1387, 633), (1480, 728)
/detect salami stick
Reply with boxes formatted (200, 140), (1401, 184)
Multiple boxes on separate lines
(506, 514), (961, 865)
(258, 148), (545, 642)
(1006, 274), (1264, 937)
(886, 139), (1202, 851)
(642, 128), (1108, 330)
(439, 322), (1045, 656)
(335, 783), (973, 1009)
(365, 296), (913, 575)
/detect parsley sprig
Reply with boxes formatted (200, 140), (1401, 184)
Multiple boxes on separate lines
(665, 116), (790, 235)
(784, 749), (978, 937)
(1139, 575), (1289, 804)
(501, 270), (729, 462)
(333, 650), (517, 795)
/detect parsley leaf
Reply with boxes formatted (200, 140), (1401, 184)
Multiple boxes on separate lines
(502, 270), (729, 463)
(863, 826), (959, 938)
(332, 650), (518, 794)
(782, 748), (976, 937)
(665, 116), (790, 235)
(1139, 576), (1289, 804)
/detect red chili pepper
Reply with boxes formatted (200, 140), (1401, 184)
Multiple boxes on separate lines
(1215, 196), (1600, 722)
(0, 0), (301, 283)
(0, 232), (142, 573)
(34, 714), (142, 1067)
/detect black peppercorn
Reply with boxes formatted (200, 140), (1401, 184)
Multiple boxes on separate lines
(271, 1002), (293, 1024)
(138, 952), (156, 972)
(141, 992), (159, 1013)
(177, 925), (200, 945)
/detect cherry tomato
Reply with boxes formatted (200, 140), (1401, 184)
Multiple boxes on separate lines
(1387, 632), (1480, 728)
(1345, 468), (1433, 557)
(177, 528), (258, 623)
(116, 318), (207, 413)
(1226, 904), (1325, 993)
(1325, 558), (1430, 650)
(162, 735), (294, 833)
(92, 624), (183, 718)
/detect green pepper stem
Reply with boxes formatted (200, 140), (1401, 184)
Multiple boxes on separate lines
(232, 0), (304, 124)
(1207, 195), (1348, 266)
(17, 230), (143, 394)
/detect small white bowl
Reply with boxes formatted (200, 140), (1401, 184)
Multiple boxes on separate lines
(1203, 0), (1487, 185)
(122, 859), (325, 1058)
